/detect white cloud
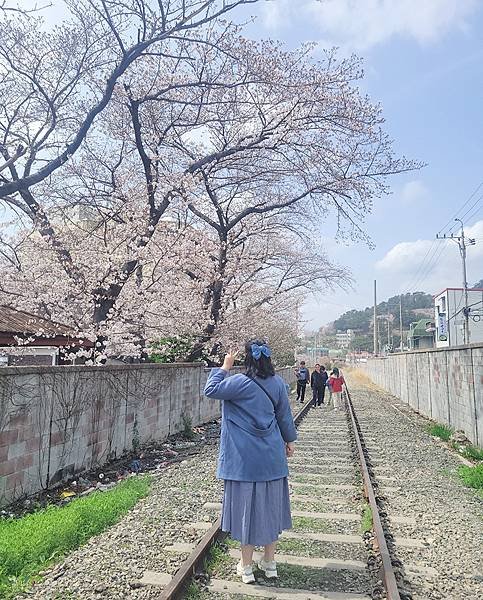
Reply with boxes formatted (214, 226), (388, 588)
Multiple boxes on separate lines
(260, 0), (295, 30)
(376, 219), (483, 294)
(399, 180), (430, 206)
(305, 0), (479, 51)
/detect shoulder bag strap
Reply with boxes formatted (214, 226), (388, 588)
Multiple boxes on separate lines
(245, 375), (278, 410)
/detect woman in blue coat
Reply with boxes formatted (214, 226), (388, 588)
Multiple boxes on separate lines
(204, 340), (297, 584)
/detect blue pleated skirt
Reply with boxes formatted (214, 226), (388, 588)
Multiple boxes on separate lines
(221, 478), (292, 546)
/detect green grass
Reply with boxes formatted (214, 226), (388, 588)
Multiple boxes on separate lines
(204, 542), (232, 573)
(458, 464), (483, 490)
(185, 581), (202, 600)
(291, 474), (322, 484)
(293, 486), (319, 496)
(292, 515), (329, 532)
(361, 504), (373, 534)
(461, 445), (483, 462)
(429, 421), (483, 462)
(428, 423), (453, 441)
(277, 537), (323, 557)
(0, 476), (151, 599)
(185, 541), (231, 599)
(276, 563), (313, 588)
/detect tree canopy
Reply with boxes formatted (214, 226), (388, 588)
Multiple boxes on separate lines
(0, 0), (419, 363)
(333, 292), (433, 333)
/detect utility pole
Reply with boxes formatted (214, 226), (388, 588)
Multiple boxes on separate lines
(457, 218), (470, 345)
(436, 220), (476, 345)
(399, 295), (403, 352)
(373, 280), (378, 355)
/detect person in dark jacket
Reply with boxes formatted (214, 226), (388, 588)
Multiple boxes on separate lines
(310, 364), (328, 406)
(295, 361), (310, 403)
(204, 340), (297, 584)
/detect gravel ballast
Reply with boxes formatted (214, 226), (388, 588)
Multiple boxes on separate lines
(349, 373), (483, 600)
(15, 444), (223, 600)
(15, 375), (483, 600)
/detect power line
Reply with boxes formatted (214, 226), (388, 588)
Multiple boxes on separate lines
(436, 181), (483, 235)
(400, 182), (483, 295)
(402, 240), (447, 293)
(458, 193), (483, 224)
(461, 197), (483, 226)
(399, 239), (437, 293)
(410, 243), (449, 292)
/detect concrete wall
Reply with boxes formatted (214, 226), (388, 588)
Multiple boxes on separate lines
(0, 364), (296, 506)
(361, 345), (483, 448)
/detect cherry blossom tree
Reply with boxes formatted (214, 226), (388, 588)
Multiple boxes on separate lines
(0, 0), (259, 196)
(0, 3), (421, 361)
(0, 208), (213, 360)
(0, 211), (327, 363)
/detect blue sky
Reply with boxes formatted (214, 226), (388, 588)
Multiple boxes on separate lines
(21, 0), (483, 329)
(236, 0), (483, 329)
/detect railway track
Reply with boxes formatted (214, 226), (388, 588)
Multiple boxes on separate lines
(138, 386), (428, 600)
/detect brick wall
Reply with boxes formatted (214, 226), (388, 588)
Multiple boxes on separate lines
(360, 345), (483, 448)
(0, 364), (296, 506)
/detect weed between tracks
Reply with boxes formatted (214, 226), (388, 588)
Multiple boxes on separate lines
(292, 516), (329, 532)
(361, 504), (372, 534)
(187, 538), (369, 596)
(0, 476), (151, 599)
(185, 541), (232, 600)
(293, 485), (325, 496)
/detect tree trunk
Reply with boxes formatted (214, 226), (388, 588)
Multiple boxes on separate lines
(186, 236), (228, 362)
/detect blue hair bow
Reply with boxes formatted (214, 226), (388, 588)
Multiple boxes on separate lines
(251, 343), (271, 360)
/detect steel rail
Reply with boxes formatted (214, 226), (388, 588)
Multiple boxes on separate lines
(160, 394), (311, 599)
(345, 386), (401, 600)
(158, 517), (224, 600)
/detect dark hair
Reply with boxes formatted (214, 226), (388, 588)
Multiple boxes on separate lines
(321, 365), (326, 370)
(315, 363), (320, 367)
(300, 361), (305, 365)
(332, 367), (340, 377)
(245, 339), (275, 379)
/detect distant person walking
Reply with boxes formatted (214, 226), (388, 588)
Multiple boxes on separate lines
(295, 361), (310, 403)
(310, 364), (328, 407)
(329, 367), (345, 411)
(204, 341), (297, 584)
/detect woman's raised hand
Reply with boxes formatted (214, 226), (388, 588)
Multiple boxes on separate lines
(222, 351), (239, 371)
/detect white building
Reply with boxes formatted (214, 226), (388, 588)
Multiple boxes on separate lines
(434, 287), (483, 348)
(336, 329), (354, 349)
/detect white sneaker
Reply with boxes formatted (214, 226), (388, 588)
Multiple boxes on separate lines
(258, 558), (278, 578)
(236, 561), (255, 584)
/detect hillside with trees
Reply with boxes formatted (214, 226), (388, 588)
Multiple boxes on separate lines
(333, 292), (433, 333)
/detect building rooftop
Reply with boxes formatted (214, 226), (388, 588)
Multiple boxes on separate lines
(434, 287), (483, 298)
(0, 306), (74, 337)
(408, 319), (434, 338)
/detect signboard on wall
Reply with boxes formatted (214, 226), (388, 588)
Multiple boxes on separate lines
(438, 313), (448, 341)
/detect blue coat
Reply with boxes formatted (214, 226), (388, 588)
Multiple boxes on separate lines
(204, 368), (297, 482)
